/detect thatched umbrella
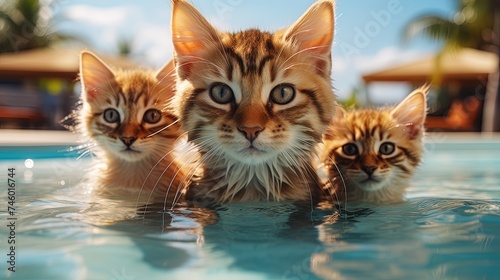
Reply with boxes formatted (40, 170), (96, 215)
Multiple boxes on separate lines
(0, 47), (139, 79)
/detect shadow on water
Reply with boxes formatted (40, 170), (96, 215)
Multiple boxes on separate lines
(5, 166), (500, 280)
(310, 198), (500, 280)
(0, 191), (383, 279)
(87, 197), (500, 280)
(96, 200), (348, 279)
(186, 202), (336, 279)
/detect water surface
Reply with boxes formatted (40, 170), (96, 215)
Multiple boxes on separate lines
(0, 137), (499, 279)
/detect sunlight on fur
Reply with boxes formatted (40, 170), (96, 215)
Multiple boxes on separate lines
(321, 85), (429, 204)
(67, 51), (195, 209)
(58, 1), (433, 214)
(170, 0), (340, 204)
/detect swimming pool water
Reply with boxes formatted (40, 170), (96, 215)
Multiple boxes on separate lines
(1, 134), (499, 279)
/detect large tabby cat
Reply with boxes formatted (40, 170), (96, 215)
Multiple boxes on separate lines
(77, 51), (186, 204)
(170, 0), (338, 203)
(322, 86), (428, 204)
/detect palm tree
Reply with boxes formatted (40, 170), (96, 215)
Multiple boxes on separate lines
(0, 0), (80, 53)
(404, 0), (494, 51)
(403, 0), (500, 132)
(117, 36), (134, 57)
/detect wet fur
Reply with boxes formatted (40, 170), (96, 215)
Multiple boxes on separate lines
(75, 51), (187, 205)
(171, 0), (339, 203)
(322, 86), (428, 204)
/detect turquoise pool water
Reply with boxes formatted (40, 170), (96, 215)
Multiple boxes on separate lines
(1, 134), (499, 279)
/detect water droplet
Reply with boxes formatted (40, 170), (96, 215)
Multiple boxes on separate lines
(24, 170), (33, 182)
(25, 159), (34, 169)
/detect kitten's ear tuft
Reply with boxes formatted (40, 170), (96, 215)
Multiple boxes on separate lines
(391, 85), (429, 139)
(323, 125), (336, 140)
(323, 105), (346, 140)
(156, 59), (176, 99)
(80, 51), (115, 101)
(284, 0), (335, 73)
(171, 0), (219, 77)
(334, 103), (346, 119)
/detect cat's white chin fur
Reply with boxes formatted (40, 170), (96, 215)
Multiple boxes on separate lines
(227, 148), (275, 165)
(104, 146), (146, 162)
(97, 139), (150, 162)
(355, 180), (387, 192)
(348, 175), (408, 204)
(114, 150), (145, 162)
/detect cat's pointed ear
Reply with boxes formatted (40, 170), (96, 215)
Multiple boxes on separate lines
(80, 51), (115, 101)
(284, 0), (335, 73)
(155, 59), (176, 98)
(391, 85), (429, 139)
(171, 0), (219, 77)
(323, 105), (346, 140)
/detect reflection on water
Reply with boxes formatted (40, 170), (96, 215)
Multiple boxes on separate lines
(0, 141), (500, 279)
(312, 198), (500, 280)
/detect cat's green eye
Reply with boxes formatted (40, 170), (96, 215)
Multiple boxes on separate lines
(103, 108), (120, 123)
(143, 109), (162, 124)
(342, 143), (358, 156)
(379, 142), (395, 155)
(209, 83), (234, 104)
(270, 84), (295, 105)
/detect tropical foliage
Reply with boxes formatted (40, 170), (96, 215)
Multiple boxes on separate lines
(0, 0), (79, 53)
(403, 0), (495, 51)
(403, 0), (500, 131)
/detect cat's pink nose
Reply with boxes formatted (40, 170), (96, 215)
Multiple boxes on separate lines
(120, 136), (137, 147)
(237, 126), (264, 142)
(362, 165), (377, 175)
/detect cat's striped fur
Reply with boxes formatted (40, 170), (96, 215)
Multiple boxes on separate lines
(322, 86), (428, 204)
(171, 0), (339, 203)
(78, 51), (186, 204)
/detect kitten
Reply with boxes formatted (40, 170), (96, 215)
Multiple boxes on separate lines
(322, 86), (428, 204)
(170, 0), (338, 203)
(77, 51), (187, 205)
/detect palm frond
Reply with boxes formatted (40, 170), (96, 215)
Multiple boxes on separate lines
(15, 0), (40, 25)
(0, 0), (88, 53)
(403, 15), (458, 44)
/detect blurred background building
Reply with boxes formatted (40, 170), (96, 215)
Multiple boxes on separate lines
(0, 0), (499, 132)
(0, 47), (137, 129)
(363, 48), (497, 132)
(362, 0), (500, 132)
(0, 0), (140, 130)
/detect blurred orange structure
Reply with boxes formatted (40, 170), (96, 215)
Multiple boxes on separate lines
(425, 96), (481, 131)
(0, 47), (138, 129)
(0, 47), (138, 79)
(363, 48), (498, 132)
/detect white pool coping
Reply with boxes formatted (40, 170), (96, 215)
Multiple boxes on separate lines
(1, 129), (500, 147)
(0, 129), (80, 146)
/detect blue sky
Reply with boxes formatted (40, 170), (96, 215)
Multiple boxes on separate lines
(53, 0), (455, 104)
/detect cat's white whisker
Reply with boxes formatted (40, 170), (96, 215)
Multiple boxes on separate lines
(74, 142), (97, 160)
(170, 148), (220, 208)
(170, 0), (336, 204)
(322, 85), (427, 204)
(148, 150), (197, 210)
(143, 142), (196, 205)
(151, 66), (176, 95)
(212, 34), (231, 76)
(73, 51), (190, 213)
(134, 145), (181, 211)
(316, 146), (347, 208)
(278, 44), (331, 76)
(176, 56), (226, 75)
(301, 159), (324, 212)
(146, 118), (180, 138)
(170, 143), (224, 207)
(161, 147), (202, 210)
(389, 122), (416, 132)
